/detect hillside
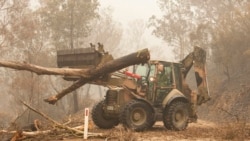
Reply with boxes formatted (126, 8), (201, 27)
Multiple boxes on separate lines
(198, 68), (250, 123)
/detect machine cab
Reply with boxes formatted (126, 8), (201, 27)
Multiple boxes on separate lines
(134, 61), (180, 106)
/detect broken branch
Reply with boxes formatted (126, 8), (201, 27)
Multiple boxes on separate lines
(20, 100), (83, 134)
(0, 61), (89, 77)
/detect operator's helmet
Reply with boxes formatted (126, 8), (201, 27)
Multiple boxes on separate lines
(157, 63), (164, 72)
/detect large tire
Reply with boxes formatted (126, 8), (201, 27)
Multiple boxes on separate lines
(163, 101), (189, 131)
(92, 100), (119, 129)
(120, 100), (155, 131)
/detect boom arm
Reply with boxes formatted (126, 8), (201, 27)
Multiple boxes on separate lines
(181, 46), (210, 105)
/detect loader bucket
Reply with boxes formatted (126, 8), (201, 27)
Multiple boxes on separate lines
(57, 47), (102, 68)
(56, 44), (113, 81)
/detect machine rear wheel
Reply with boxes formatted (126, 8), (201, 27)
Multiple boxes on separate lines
(163, 101), (189, 131)
(120, 100), (154, 131)
(92, 100), (119, 129)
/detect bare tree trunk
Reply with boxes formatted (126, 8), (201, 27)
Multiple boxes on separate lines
(224, 65), (231, 81)
(86, 84), (91, 98)
(98, 86), (103, 98)
(72, 91), (79, 113)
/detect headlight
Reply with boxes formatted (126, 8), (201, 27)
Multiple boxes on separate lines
(149, 76), (155, 82)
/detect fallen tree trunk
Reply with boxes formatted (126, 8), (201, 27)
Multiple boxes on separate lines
(0, 129), (52, 136)
(45, 48), (150, 104)
(0, 61), (89, 77)
(0, 128), (104, 139)
(0, 48), (150, 104)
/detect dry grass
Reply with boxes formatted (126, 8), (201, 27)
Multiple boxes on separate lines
(220, 121), (249, 140)
(104, 127), (138, 141)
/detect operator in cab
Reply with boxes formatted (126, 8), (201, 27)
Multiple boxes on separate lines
(157, 63), (169, 87)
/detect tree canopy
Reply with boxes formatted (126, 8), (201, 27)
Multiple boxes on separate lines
(38, 0), (100, 49)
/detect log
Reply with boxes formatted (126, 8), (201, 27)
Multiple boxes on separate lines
(44, 48), (150, 104)
(1, 128), (104, 138)
(0, 48), (150, 104)
(0, 129), (52, 136)
(0, 61), (89, 77)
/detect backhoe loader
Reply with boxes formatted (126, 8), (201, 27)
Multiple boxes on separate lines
(57, 44), (210, 131)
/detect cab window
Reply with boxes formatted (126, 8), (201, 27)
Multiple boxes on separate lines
(135, 64), (149, 77)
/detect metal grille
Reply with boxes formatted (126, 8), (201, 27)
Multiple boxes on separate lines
(105, 90), (118, 105)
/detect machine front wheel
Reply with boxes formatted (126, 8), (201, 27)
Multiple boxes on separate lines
(163, 101), (189, 131)
(120, 100), (155, 131)
(92, 100), (119, 129)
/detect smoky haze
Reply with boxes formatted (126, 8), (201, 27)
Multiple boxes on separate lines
(0, 0), (249, 133)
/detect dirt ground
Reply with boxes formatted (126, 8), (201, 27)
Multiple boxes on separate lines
(1, 110), (250, 141)
(72, 120), (250, 141)
(3, 119), (249, 141)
